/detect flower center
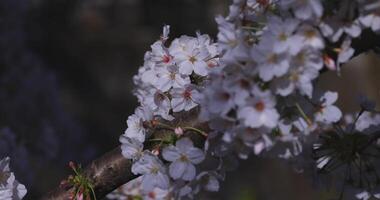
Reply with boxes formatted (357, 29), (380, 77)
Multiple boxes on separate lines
(239, 79), (250, 89)
(304, 29), (317, 39)
(148, 191), (156, 199)
(296, 52), (305, 64)
(228, 40), (238, 48)
(207, 60), (217, 68)
(257, 0), (270, 6)
(278, 32), (288, 41)
(162, 55), (171, 63)
(189, 56), (197, 64)
(219, 92), (231, 101)
(183, 89), (192, 100)
(156, 93), (166, 102)
(289, 71), (300, 81)
(267, 54), (278, 64)
(255, 101), (265, 112)
(0, 172), (9, 183)
(151, 166), (160, 174)
(180, 154), (189, 162)
(170, 72), (176, 80)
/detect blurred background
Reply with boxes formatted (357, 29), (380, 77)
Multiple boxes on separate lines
(0, 0), (379, 199)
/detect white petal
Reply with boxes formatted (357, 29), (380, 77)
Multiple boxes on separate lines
(323, 106), (342, 123)
(162, 146), (181, 162)
(176, 138), (194, 153)
(182, 163), (196, 181)
(171, 97), (186, 112)
(322, 91), (338, 105)
(187, 148), (205, 164)
(205, 176), (219, 192)
(193, 61), (208, 76)
(179, 61), (194, 75)
(169, 161), (187, 180)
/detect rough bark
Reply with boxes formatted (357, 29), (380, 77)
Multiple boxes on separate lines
(40, 109), (207, 200)
(40, 147), (133, 200)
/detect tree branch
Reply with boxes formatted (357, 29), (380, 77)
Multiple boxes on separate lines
(41, 147), (134, 200)
(40, 109), (207, 200)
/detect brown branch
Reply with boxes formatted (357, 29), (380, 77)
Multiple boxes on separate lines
(40, 109), (207, 200)
(40, 147), (134, 200)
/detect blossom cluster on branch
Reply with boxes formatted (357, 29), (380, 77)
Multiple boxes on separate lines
(110, 0), (380, 199)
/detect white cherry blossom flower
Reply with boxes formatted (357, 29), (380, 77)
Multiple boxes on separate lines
(155, 65), (190, 92)
(359, 13), (380, 32)
(251, 40), (290, 81)
(238, 87), (280, 128)
(143, 88), (173, 120)
(315, 91), (342, 123)
(162, 138), (205, 181)
(265, 16), (302, 55)
(297, 25), (325, 50)
(131, 153), (170, 191)
(337, 37), (355, 66)
(202, 80), (235, 115)
(150, 42), (174, 68)
(224, 75), (252, 106)
(170, 85), (200, 112)
(273, 48), (322, 97)
(195, 171), (221, 192)
(0, 157), (27, 200)
(120, 136), (143, 160)
(170, 37), (210, 76)
(356, 191), (380, 200)
(124, 114), (147, 143)
(124, 106), (152, 143)
(279, 0), (323, 20)
(216, 16), (249, 64)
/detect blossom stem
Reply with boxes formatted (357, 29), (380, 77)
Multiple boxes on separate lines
(241, 26), (262, 31)
(148, 139), (165, 143)
(155, 122), (175, 131)
(183, 127), (208, 137)
(89, 184), (97, 200)
(295, 103), (312, 126)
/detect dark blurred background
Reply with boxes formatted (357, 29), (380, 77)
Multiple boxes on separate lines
(1, 0), (380, 199)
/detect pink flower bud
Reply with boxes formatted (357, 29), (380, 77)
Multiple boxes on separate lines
(152, 148), (160, 156)
(174, 127), (184, 136)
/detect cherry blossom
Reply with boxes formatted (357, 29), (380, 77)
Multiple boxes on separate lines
(0, 157), (27, 200)
(162, 138), (205, 181)
(170, 37), (210, 76)
(170, 85), (200, 112)
(113, 0), (380, 198)
(119, 136), (143, 160)
(155, 65), (190, 92)
(238, 87), (279, 128)
(314, 91), (342, 124)
(131, 153), (170, 192)
(279, 0), (323, 20)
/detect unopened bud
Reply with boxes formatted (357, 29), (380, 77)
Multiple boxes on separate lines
(174, 127), (184, 136)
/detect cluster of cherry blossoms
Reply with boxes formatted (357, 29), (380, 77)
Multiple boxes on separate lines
(113, 25), (221, 199)
(0, 157), (27, 200)
(113, 0), (380, 199)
